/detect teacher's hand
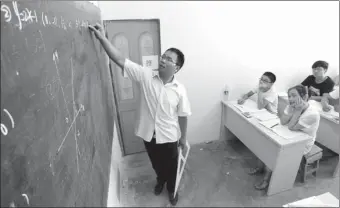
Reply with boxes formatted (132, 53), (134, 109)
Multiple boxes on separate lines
(89, 23), (105, 39)
(178, 138), (187, 152)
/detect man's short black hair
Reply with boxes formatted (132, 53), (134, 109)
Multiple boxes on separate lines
(263, 71), (276, 83)
(312, 60), (329, 70)
(166, 48), (185, 69)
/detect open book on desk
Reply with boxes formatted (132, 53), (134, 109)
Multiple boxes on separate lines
(232, 102), (278, 121)
(232, 100), (267, 117)
(260, 119), (308, 140)
(251, 110), (279, 122)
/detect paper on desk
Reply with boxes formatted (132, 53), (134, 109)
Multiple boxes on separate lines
(285, 196), (338, 207)
(252, 110), (279, 121)
(259, 118), (280, 129)
(271, 125), (306, 140)
(232, 102), (262, 114)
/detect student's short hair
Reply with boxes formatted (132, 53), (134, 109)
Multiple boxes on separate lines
(288, 85), (309, 98)
(312, 60), (329, 70)
(263, 71), (276, 83)
(166, 48), (185, 69)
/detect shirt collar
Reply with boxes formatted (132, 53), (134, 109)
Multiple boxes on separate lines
(152, 70), (179, 87)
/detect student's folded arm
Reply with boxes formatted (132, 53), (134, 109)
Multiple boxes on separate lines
(280, 106), (293, 125)
(321, 93), (330, 107)
(291, 112), (320, 131)
(242, 90), (255, 100)
(262, 96), (278, 114)
(287, 111), (302, 130)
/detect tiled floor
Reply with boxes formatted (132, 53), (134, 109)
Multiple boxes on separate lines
(118, 140), (339, 207)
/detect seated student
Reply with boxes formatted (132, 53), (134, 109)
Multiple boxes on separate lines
(238, 72), (278, 114)
(321, 74), (339, 112)
(251, 85), (320, 190)
(301, 60), (335, 101)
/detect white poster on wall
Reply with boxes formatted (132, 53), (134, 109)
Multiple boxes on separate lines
(142, 55), (159, 70)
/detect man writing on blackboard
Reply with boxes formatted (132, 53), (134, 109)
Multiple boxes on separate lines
(89, 24), (191, 206)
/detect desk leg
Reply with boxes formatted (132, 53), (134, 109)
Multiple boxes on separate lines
(267, 144), (304, 196)
(220, 105), (237, 141)
(333, 158), (339, 178)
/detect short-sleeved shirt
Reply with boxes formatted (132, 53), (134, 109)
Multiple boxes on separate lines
(329, 86), (339, 99)
(284, 105), (320, 155)
(252, 86), (278, 113)
(301, 75), (335, 97)
(328, 86), (339, 106)
(124, 59), (192, 144)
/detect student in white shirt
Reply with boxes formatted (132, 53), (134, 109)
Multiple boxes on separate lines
(321, 74), (339, 112)
(251, 85), (320, 190)
(250, 85), (321, 190)
(239, 72), (279, 186)
(89, 24), (191, 206)
(281, 85), (320, 154)
(238, 72), (278, 114)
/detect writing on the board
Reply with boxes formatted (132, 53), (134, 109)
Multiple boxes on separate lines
(1, 4), (11, 22)
(1, 109), (15, 136)
(1, 1), (90, 31)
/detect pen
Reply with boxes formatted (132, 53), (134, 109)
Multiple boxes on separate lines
(270, 123), (279, 128)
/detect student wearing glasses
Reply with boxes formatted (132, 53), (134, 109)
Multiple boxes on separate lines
(89, 24), (191, 206)
(301, 60), (335, 101)
(237, 72), (278, 189)
(238, 72), (278, 114)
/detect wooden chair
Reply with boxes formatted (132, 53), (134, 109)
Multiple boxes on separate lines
(299, 144), (323, 183)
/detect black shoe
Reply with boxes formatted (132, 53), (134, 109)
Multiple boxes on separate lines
(154, 182), (164, 196)
(168, 192), (179, 206)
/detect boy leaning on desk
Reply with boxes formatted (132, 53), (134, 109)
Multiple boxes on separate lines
(237, 71), (279, 189)
(237, 71), (278, 114)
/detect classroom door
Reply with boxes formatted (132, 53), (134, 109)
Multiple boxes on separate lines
(104, 19), (161, 155)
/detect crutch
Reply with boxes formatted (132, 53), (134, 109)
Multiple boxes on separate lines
(174, 140), (191, 196)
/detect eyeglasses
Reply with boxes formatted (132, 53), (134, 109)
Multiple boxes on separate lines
(313, 67), (325, 71)
(259, 78), (272, 84)
(160, 55), (177, 65)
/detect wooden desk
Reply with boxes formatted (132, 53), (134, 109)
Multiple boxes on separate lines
(278, 95), (339, 177)
(221, 100), (310, 195)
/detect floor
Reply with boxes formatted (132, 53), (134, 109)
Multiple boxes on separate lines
(118, 139), (339, 207)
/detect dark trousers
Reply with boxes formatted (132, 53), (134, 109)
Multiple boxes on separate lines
(144, 137), (178, 193)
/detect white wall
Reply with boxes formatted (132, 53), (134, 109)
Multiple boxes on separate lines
(98, 1), (339, 144)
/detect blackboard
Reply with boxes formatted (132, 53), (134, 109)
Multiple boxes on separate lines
(1, 1), (114, 206)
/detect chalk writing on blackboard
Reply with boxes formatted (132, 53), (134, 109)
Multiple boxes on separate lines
(1, 4), (11, 22)
(56, 104), (84, 154)
(1, 109), (14, 136)
(1, 1), (90, 31)
(52, 50), (71, 124)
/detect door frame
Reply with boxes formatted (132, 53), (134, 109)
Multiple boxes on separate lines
(104, 19), (162, 156)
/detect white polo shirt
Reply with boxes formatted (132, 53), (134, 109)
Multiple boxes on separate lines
(123, 59), (192, 144)
(252, 86), (278, 113)
(284, 105), (320, 155)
